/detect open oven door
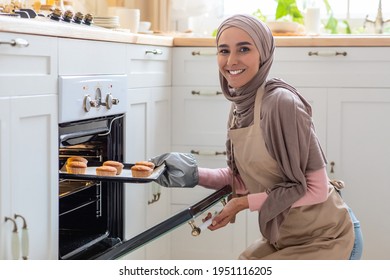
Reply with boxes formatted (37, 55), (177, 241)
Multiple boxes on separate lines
(95, 185), (232, 260)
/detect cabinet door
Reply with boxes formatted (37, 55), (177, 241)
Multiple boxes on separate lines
(123, 88), (172, 259)
(171, 86), (230, 146)
(0, 98), (13, 259)
(327, 88), (390, 260)
(172, 47), (218, 86)
(145, 88), (171, 260)
(0, 33), (57, 97)
(126, 45), (171, 88)
(9, 95), (58, 259)
(123, 90), (148, 260)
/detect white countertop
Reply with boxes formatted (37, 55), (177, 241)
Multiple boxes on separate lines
(2, 16), (390, 47)
(0, 16), (174, 46)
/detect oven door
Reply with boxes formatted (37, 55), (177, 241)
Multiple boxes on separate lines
(94, 185), (232, 260)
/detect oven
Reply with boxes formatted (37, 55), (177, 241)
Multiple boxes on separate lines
(58, 75), (127, 259)
(57, 75), (232, 260)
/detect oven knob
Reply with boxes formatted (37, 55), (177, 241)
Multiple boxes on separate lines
(105, 94), (119, 109)
(83, 95), (99, 112)
(63, 10), (74, 23)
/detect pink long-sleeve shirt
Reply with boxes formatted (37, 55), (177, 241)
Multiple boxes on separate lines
(198, 166), (329, 211)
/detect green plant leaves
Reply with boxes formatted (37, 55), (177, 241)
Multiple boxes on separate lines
(275, 0), (304, 24)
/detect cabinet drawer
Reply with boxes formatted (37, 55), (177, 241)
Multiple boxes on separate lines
(58, 38), (126, 75)
(127, 45), (171, 88)
(173, 47), (219, 86)
(172, 86), (230, 146)
(271, 47), (390, 88)
(0, 33), (58, 96)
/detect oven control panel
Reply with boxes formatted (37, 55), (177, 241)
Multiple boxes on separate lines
(59, 75), (127, 123)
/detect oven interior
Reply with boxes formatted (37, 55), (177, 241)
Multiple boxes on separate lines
(58, 114), (124, 260)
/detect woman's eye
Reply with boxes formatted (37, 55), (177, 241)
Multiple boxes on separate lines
(239, 47), (250, 53)
(218, 49), (229, 55)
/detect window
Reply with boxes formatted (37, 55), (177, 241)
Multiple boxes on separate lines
(222, 0), (390, 33)
(184, 0), (389, 35)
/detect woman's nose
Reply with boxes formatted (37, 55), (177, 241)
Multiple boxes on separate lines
(227, 53), (238, 66)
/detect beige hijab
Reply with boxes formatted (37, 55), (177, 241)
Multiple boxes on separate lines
(216, 14), (326, 243)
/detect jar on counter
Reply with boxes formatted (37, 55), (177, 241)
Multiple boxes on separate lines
(305, 0), (321, 35)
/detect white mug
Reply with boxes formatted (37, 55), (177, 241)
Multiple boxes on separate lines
(127, 9), (140, 33)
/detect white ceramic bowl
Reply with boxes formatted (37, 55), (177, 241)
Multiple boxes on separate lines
(139, 21), (151, 32)
(266, 21), (300, 33)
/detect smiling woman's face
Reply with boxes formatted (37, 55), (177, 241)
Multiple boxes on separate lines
(217, 27), (260, 89)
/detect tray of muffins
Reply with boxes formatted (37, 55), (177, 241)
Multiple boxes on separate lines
(59, 156), (166, 183)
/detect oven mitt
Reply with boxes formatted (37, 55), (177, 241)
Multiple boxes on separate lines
(150, 152), (199, 188)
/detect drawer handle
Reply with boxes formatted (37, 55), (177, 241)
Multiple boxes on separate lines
(191, 51), (217, 56)
(145, 49), (163, 55)
(5, 217), (20, 260)
(191, 149), (226, 156)
(14, 214), (29, 260)
(191, 90), (222, 96)
(0, 38), (29, 48)
(308, 51), (347, 57)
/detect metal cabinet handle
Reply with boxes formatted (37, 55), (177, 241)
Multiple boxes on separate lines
(148, 184), (161, 205)
(0, 38), (29, 48)
(190, 150), (226, 156)
(145, 49), (163, 55)
(330, 161), (335, 173)
(191, 51), (217, 56)
(4, 217), (20, 260)
(14, 214), (29, 260)
(191, 90), (222, 96)
(308, 51), (347, 57)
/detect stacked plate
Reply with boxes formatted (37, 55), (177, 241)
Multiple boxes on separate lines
(93, 16), (120, 29)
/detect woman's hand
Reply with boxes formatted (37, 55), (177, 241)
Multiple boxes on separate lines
(208, 196), (249, 230)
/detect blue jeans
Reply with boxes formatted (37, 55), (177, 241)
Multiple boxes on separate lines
(348, 207), (363, 260)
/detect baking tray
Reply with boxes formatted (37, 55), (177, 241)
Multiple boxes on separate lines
(59, 163), (165, 183)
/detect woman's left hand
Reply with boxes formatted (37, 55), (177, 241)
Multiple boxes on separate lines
(208, 196), (249, 230)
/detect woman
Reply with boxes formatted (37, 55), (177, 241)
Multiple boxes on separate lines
(152, 14), (362, 260)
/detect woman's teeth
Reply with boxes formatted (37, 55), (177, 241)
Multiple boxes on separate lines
(229, 69), (244, 75)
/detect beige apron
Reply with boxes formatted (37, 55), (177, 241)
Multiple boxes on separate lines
(228, 85), (354, 260)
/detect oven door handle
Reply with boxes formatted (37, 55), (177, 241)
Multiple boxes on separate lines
(59, 127), (109, 146)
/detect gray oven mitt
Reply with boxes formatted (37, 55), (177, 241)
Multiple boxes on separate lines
(150, 152), (199, 188)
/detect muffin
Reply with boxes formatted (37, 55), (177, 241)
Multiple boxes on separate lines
(96, 166), (117, 176)
(134, 161), (155, 170)
(66, 156), (88, 165)
(66, 161), (87, 174)
(103, 160), (124, 175)
(131, 165), (153, 178)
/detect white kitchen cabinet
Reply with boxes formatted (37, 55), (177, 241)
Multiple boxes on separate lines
(123, 44), (171, 260)
(0, 33), (58, 260)
(0, 94), (58, 260)
(171, 47), (246, 259)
